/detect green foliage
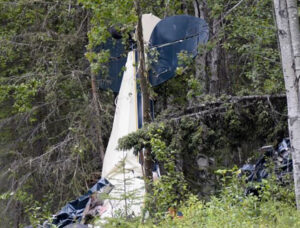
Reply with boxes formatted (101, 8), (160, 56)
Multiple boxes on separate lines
(0, 189), (55, 227)
(94, 167), (299, 227)
(119, 123), (188, 218)
(148, 125), (188, 218)
(119, 95), (288, 221)
(98, 217), (142, 228)
(222, 0), (283, 94)
(78, 0), (137, 75)
(158, 168), (298, 228)
(0, 1), (115, 226)
(0, 0), (291, 226)
(120, 97), (288, 201)
(16, 190), (54, 227)
(158, 0), (284, 101)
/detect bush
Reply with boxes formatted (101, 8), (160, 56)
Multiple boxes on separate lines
(93, 167), (300, 227)
(158, 169), (300, 228)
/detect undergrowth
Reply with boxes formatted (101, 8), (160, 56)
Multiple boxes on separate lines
(100, 168), (300, 228)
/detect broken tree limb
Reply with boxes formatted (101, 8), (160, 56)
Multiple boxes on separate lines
(166, 94), (287, 121)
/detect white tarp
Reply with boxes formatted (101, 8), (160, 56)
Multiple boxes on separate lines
(100, 51), (145, 218)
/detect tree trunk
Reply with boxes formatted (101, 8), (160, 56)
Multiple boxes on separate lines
(209, 18), (220, 95)
(134, 0), (153, 193)
(286, 0), (300, 80)
(193, 0), (207, 19)
(164, 0), (170, 17)
(220, 47), (232, 94)
(91, 73), (105, 161)
(181, 0), (188, 14)
(194, 0), (209, 94)
(273, 0), (300, 209)
(195, 50), (209, 94)
(286, 0), (300, 209)
(193, 0), (200, 17)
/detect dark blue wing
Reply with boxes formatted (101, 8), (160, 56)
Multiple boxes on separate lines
(149, 15), (209, 86)
(96, 38), (127, 93)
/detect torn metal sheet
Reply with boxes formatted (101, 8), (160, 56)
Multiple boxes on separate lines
(52, 178), (113, 228)
(239, 138), (293, 195)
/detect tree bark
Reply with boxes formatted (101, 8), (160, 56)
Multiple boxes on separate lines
(181, 0), (188, 14)
(134, 0), (153, 193)
(194, 0), (209, 94)
(195, 50), (209, 94)
(91, 73), (105, 161)
(193, 0), (207, 19)
(273, 0), (300, 209)
(286, 0), (300, 210)
(193, 0), (200, 17)
(286, 0), (300, 80)
(220, 46), (232, 94)
(209, 18), (220, 95)
(164, 0), (170, 17)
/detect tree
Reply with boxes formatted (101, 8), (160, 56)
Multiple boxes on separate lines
(273, 0), (300, 209)
(79, 0), (154, 194)
(134, 0), (154, 193)
(0, 1), (115, 225)
(91, 72), (106, 161)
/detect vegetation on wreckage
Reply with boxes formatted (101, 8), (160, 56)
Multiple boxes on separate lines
(119, 96), (288, 200)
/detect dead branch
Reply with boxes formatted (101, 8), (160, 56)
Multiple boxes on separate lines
(169, 94), (287, 121)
